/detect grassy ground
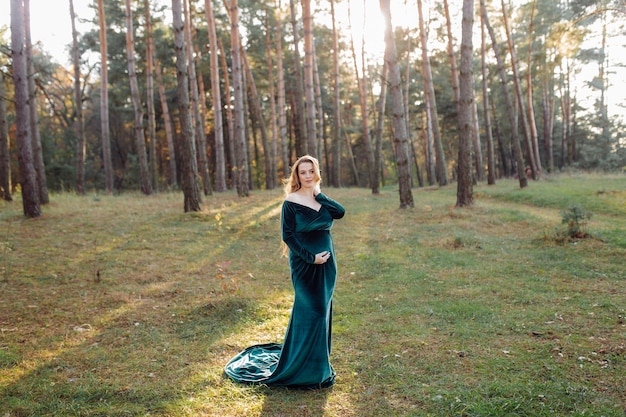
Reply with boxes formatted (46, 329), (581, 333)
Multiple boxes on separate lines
(0, 173), (624, 416)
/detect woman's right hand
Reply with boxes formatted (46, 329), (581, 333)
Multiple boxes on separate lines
(314, 251), (331, 264)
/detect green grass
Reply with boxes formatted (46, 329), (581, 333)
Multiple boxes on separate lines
(1, 174), (625, 416)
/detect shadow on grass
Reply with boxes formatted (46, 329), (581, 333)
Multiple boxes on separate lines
(0, 293), (258, 416)
(259, 386), (330, 417)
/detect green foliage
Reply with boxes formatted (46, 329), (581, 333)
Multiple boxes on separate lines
(560, 204), (592, 238)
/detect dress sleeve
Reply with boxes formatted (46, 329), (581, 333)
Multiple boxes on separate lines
(281, 202), (316, 264)
(315, 193), (346, 219)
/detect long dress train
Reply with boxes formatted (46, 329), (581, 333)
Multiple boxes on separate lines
(224, 193), (345, 388)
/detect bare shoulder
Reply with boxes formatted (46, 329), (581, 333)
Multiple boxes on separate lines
(285, 193), (301, 203)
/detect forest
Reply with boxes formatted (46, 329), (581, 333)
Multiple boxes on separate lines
(1, 0), (625, 216)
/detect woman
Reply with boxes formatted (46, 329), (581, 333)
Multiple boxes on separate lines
(224, 155), (345, 389)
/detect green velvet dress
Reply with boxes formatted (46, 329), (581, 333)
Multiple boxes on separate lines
(224, 193), (345, 389)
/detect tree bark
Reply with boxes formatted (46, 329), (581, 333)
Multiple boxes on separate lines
(11, 0), (41, 217)
(480, 0), (527, 188)
(525, 0), (542, 175)
(218, 37), (236, 187)
(330, 0), (341, 187)
(456, 0), (474, 207)
(124, 0), (152, 195)
(155, 59), (177, 187)
(380, 0), (413, 208)
(274, 0), (289, 179)
(70, 0), (85, 195)
(265, 11), (278, 188)
(144, 0), (158, 191)
(0, 72), (12, 201)
(229, 0), (249, 197)
(372, 60), (387, 194)
(480, 10), (496, 185)
(97, 0), (113, 194)
(501, 0), (537, 179)
(184, 0), (210, 196)
(172, 0), (201, 211)
(302, 0), (317, 157)
(205, 0), (226, 191)
(24, 0), (48, 204)
(417, 0), (448, 186)
(289, 0), (307, 156)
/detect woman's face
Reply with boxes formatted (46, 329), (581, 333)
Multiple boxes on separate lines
(297, 161), (316, 190)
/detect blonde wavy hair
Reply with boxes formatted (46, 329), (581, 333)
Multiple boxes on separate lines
(283, 155), (322, 196)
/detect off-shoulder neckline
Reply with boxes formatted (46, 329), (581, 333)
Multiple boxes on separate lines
(284, 199), (322, 213)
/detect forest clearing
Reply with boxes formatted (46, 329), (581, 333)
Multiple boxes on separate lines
(1, 173), (624, 416)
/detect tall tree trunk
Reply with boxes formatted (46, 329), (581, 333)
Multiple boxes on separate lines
(172, 0), (201, 211)
(144, 0), (158, 191)
(24, 0), (48, 204)
(380, 0), (413, 208)
(97, 0), (113, 194)
(501, 0), (537, 179)
(0, 72), (11, 201)
(205, 0), (226, 191)
(525, 0), (542, 175)
(10, 0), (41, 217)
(125, 0), (152, 195)
(417, 0), (448, 186)
(264, 12), (278, 188)
(155, 59), (177, 187)
(275, 0), (289, 179)
(480, 0), (527, 188)
(289, 0), (307, 156)
(229, 0), (249, 197)
(70, 0), (85, 195)
(242, 52), (273, 189)
(313, 48), (324, 169)
(302, 0), (317, 157)
(480, 10), (496, 185)
(372, 60), (388, 194)
(456, 0), (474, 207)
(348, 0), (375, 190)
(218, 37), (236, 187)
(184, 0), (210, 196)
(541, 80), (554, 173)
(330, 0), (341, 187)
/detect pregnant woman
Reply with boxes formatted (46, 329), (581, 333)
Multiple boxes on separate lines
(224, 155), (345, 389)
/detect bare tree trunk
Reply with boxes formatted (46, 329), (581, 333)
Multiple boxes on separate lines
(184, 0), (210, 196)
(289, 0), (307, 156)
(242, 52), (273, 189)
(525, 0), (542, 175)
(205, 0), (226, 191)
(541, 77), (555, 173)
(501, 0), (537, 179)
(229, 0), (248, 197)
(372, 60), (388, 194)
(302, 0), (317, 157)
(0, 72), (12, 201)
(144, 0), (158, 191)
(265, 10), (278, 189)
(480, 0), (527, 188)
(275, 0), (289, 179)
(125, 0), (152, 195)
(348, 0), (375, 190)
(480, 10), (496, 185)
(380, 0), (413, 208)
(155, 59), (177, 187)
(313, 48), (324, 169)
(417, 0), (448, 186)
(218, 37), (236, 187)
(172, 0), (201, 211)
(330, 0), (341, 187)
(97, 0), (113, 194)
(11, 0), (41, 217)
(456, 0), (474, 207)
(24, 0), (48, 204)
(70, 0), (85, 195)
